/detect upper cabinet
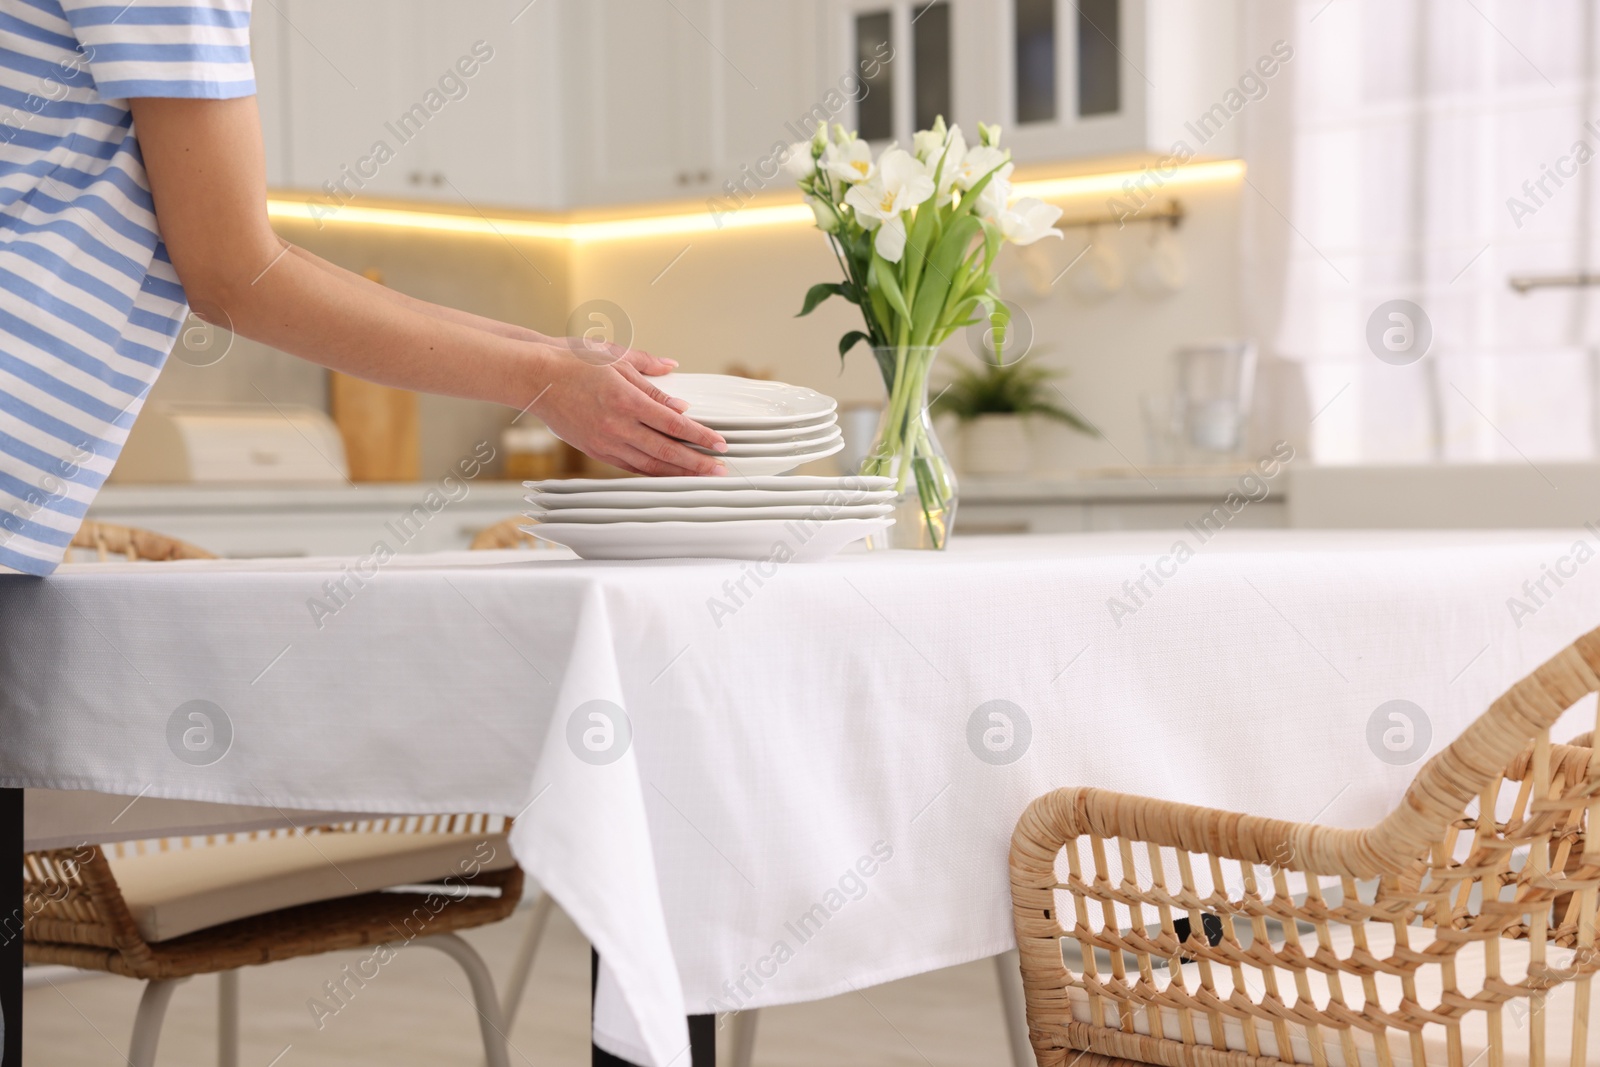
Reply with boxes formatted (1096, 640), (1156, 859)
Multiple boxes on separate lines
(251, 0), (1241, 212)
(249, 3), (288, 188)
(561, 0), (716, 205)
(561, 0), (816, 208)
(821, 0), (1242, 165)
(254, 0), (564, 212)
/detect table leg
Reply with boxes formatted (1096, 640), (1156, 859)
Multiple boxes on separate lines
(2, 787), (22, 1067)
(591, 950), (714, 1067)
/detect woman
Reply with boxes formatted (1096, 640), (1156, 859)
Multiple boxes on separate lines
(0, 0), (728, 577)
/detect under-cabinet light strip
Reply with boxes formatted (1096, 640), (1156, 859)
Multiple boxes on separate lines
(264, 159), (1245, 243)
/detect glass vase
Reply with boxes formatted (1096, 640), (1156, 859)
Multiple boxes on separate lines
(860, 345), (957, 550)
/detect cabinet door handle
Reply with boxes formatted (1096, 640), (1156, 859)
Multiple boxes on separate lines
(431, 172), (445, 187)
(408, 170), (424, 185)
(675, 171), (689, 186)
(697, 169), (711, 183)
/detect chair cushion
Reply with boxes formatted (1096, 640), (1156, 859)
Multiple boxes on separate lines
(1066, 921), (1591, 1067)
(107, 831), (514, 942)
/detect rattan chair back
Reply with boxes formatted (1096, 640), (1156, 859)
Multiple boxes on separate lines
(1012, 626), (1600, 1067)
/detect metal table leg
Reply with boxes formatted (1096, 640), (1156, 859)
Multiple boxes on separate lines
(591, 950), (713, 1067)
(2, 788), (22, 1067)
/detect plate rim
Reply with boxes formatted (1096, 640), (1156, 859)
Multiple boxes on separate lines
(526, 474), (894, 493)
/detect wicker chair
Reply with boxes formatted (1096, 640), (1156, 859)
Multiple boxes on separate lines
(1011, 625), (1600, 1067)
(470, 515), (547, 551)
(466, 516), (559, 1037)
(68, 519), (214, 562)
(26, 523), (525, 1067)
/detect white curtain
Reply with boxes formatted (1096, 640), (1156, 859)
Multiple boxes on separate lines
(1241, 0), (1600, 464)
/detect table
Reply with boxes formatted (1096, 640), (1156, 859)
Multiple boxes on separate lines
(5, 532), (1600, 1066)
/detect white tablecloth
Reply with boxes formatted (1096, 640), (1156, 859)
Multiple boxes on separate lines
(4, 532), (1599, 1065)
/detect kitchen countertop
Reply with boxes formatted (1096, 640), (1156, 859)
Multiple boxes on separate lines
(91, 468), (1273, 512)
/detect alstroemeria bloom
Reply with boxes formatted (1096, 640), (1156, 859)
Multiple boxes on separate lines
(932, 125), (967, 198)
(804, 193), (841, 233)
(991, 195), (1064, 246)
(821, 138), (874, 184)
(952, 145), (1012, 191)
(912, 115), (949, 162)
(784, 142), (817, 179)
(844, 148), (936, 261)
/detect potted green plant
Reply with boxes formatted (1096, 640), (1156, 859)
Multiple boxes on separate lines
(931, 357), (1097, 476)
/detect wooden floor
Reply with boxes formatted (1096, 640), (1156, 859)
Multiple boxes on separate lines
(22, 898), (1014, 1066)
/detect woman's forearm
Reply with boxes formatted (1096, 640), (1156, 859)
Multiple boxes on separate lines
(217, 242), (552, 407)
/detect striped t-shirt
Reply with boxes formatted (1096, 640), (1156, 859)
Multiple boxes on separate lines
(0, 0), (254, 576)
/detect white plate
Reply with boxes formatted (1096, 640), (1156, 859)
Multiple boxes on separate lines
(527, 475), (893, 493)
(520, 517), (892, 561)
(527, 503), (894, 523)
(527, 488), (895, 509)
(701, 411), (838, 433)
(660, 373), (837, 426)
(697, 430), (843, 457)
(719, 437), (843, 476)
(716, 419), (839, 443)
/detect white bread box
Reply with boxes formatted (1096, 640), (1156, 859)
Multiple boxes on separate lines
(112, 403), (350, 484)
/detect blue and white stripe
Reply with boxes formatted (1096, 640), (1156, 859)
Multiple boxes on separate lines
(0, 0), (253, 575)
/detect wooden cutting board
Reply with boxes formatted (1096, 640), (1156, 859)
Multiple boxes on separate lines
(328, 268), (420, 482)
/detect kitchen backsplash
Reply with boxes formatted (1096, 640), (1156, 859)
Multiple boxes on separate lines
(144, 174), (1282, 480)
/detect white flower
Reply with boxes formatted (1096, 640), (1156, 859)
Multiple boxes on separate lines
(843, 148), (936, 261)
(976, 176), (1010, 222)
(821, 138), (875, 184)
(952, 145), (1012, 191)
(804, 193), (841, 233)
(932, 125), (967, 197)
(784, 142), (816, 180)
(978, 122), (1002, 148)
(912, 114), (949, 163)
(993, 195), (1064, 246)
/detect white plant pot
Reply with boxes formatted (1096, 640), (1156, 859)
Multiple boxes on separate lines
(961, 414), (1031, 476)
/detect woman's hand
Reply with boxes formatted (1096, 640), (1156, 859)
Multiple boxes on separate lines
(530, 346), (728, 477)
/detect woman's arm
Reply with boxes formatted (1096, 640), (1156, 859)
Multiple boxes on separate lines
(128, 95), (727, 477)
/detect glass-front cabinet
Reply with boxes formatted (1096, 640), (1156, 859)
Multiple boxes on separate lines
(826, 0), (1239, 166)
(829, 0), (964, 148)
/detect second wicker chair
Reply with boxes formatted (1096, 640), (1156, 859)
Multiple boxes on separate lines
(1012, 625), (1600, 1067)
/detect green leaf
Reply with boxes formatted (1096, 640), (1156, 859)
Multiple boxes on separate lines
(838, 330), (871, 361)
(908, 215), (982, 347)
(869, 252), (912, 325)
(988, 299), (1011, 365)
(796, 282), (846, 317)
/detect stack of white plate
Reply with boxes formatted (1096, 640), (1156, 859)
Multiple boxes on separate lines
(521, 475), (895, 560)
(659, 373), (843, 476)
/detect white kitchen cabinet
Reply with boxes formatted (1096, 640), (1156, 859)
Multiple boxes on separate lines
(397, 2), (564, 209)
(263, 0), (563, 211)
(249, 3), (289, 187)
(563, 0), (712, 205)
(563, 0), (814, 207)
(822, 0), (1244, 165)
(252, 0), (1245, 213)
(269, 0), (416, 201)
(998, 0), (1246, 163)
